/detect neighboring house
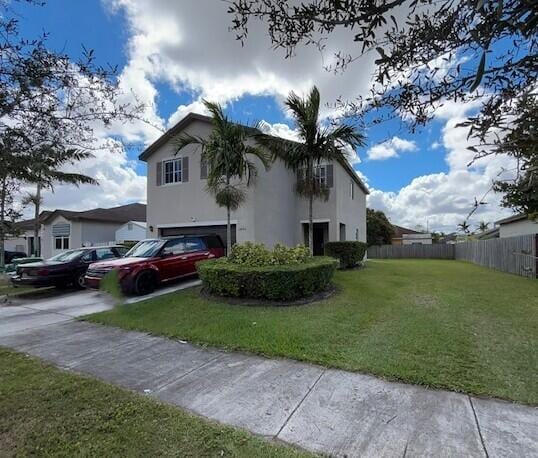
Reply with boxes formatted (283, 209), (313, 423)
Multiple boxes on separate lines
(115, 221), (147, 244)
(391, 225), (433, 245)
(140, 113), (368, 255)
(474, 227), (500, 240)
(11, 203), (146, 259)
(496, 214), (538, 238)
(6, 211), (53, 255)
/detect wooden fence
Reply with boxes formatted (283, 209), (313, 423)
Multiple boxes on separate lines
(367, 234), (537, 278)
(454, 234), (536, 278)
(367, 244), (455, 259)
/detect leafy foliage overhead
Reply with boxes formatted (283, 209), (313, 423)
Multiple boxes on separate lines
(229, 0), (537, 212)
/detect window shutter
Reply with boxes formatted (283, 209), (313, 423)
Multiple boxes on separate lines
(182, 156), (189, 182)
(200, 157), (207, 179)
(156, 161), (162, 186)
(326, 164), (334, 188)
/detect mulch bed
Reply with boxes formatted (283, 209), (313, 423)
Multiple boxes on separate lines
(199, 283), (339, 307)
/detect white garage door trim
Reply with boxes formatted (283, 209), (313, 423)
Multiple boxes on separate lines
(157, 220), (238, 228)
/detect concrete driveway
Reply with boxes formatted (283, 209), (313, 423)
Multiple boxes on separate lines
(0, 290), (114, 338)
(0, 278), (201, 338)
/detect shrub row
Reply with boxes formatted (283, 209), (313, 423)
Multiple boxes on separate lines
(197, 257), (337, 301)
(324, 241), (367, 268)
(228, 242), (311, 266)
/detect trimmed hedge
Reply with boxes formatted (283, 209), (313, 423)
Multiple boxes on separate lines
(324, 241), (367, 268)
(197, 257), (337, 301)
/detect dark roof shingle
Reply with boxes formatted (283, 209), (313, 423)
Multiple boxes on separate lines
(42, 203), (146, 224)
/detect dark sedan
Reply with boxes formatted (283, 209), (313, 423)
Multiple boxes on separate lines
(11, 246), (128, 289)
(5, 250), (27, 263)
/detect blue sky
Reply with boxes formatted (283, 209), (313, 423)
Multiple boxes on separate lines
(14, 0), (513, 231)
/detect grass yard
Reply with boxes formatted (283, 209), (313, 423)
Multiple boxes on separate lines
(0, 348), (310, 457)
(87, 260), (538, 405)
(0, 276), (38, 297)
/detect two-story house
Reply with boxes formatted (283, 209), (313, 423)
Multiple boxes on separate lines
(140, 113), (368, 255)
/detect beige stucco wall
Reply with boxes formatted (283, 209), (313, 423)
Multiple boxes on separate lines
(146, 119), (255, 243)
(80, 221), (121, 246)
(145, 117), (368, 248)
(499, 219), (538, 238)
(334, 161), (367, 243)
(41, 215), (81, 259)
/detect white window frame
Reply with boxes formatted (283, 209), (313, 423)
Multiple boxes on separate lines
(301, 164), (327, 186)
(314, 165), (327, 187)
(54, 235), (69, 250)
(162, 157), (182, 186)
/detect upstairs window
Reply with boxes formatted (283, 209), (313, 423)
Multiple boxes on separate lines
(314, 165), (327, 187)
(163, 158), (182, 184)
(350, 180), (354, 199)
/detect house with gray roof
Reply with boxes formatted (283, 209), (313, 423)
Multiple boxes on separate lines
(12, 203), (146, 259)
(496, 213), (538, 238)
(139, 113), (368, 255)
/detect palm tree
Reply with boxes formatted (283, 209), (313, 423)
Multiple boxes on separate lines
(458, 221), (471, 234)
(255, 86), (365, 254)
(25, 145), (97, 255)
(478, 221), (490, 232)
(175, 101), (271, 255)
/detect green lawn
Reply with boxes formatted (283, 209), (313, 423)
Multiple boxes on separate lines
(0, 348), (311, 457)
(86, 260), (538, 405)
(0, 276), (40, 297)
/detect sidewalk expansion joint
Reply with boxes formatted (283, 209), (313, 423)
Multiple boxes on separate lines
(275, 368), (326, 439)
(469, 396), (489, 458)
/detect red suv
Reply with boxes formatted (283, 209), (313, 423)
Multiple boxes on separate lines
(84, 234), (224, 295)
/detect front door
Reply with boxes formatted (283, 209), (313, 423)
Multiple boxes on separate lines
(313, 224), (325, 256)
(303, 222), (328, 256)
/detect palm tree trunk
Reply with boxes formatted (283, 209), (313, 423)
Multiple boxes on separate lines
(308, 194), (314, 255)
(33, 182), (41, 256)
(226, 173), (231, 257)
(307, 159), (314, 255)
(226, 205), (231, 257)
(0, 176), (6, 268)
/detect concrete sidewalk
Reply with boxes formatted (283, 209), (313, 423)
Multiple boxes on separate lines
(0, 321), (536, 457)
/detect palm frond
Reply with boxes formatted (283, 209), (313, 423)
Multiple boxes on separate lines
(46, 171), (98, 186)
(209, 183), (246, 211)
(175, 133), (205, 155)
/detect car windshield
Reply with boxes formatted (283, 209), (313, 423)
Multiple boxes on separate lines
(125, 240), (164, 258)
(48, 249), (87, 262)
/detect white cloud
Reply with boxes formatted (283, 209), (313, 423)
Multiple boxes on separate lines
(367, 136), (417, 160)
(105, 0), (378, 125)
(367, 101), (516, 232)
(20, 138), (146, 217)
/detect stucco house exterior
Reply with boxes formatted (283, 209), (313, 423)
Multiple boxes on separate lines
(497, 214), (538, 238)
(115, 221), (147, 244)
(12, 203), (146, 259)
(140, 113), (368, 254)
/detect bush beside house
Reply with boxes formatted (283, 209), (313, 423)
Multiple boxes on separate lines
(324, 241), (367, 268)
(197, 242), (337, 301)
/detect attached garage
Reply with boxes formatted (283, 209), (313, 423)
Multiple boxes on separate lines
(159, 224), (237, 248)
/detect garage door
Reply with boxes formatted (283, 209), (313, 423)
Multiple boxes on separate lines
(159, 224), (237, 248)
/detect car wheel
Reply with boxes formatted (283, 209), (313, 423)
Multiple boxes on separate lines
(74, 272), (86, 289)
(134, 271), (155, 296)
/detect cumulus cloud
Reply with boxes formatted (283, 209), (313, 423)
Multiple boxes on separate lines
(20, 138), (146, 217)
(367, 101), (515, 232)
(367, 136), (417, 160)
(105, 0), (377, 124)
